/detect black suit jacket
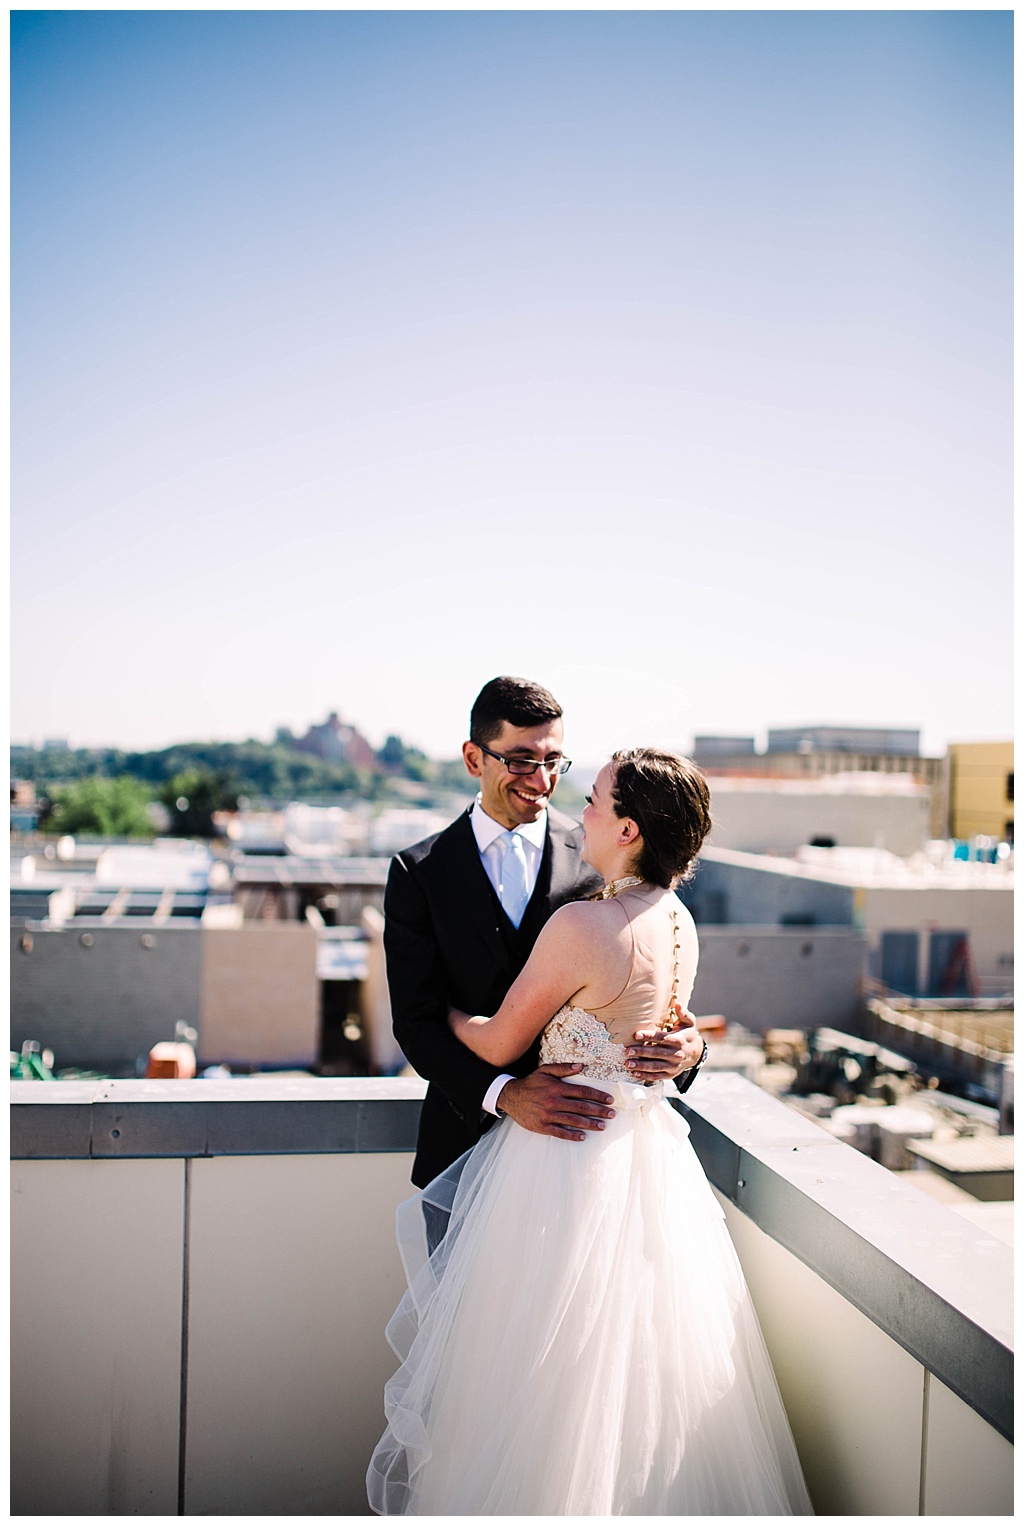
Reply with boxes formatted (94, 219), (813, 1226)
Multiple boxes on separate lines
(384, 805), (603, 1186)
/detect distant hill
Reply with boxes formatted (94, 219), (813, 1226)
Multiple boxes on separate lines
(11, 732), (474, 806)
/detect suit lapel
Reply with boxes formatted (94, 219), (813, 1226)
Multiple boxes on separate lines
(518, 810), (593, 946)
(545, 811), (592, 907)
(432, 809), (510, 969)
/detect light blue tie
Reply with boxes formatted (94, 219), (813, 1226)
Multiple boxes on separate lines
(498, 830), (531, 929)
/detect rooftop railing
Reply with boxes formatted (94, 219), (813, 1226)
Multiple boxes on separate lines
(11, 1073), (1012, 1516)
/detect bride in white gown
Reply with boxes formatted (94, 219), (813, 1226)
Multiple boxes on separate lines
(367, 748), (812, 1515)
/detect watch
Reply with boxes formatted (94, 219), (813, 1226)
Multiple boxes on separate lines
(675, 1038), (709, 1095)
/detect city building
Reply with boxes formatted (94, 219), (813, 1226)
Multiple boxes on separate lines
(766, 726), (921, 756)
(687, 925), (867, 1032)
(706, 773), (930, 858)
(947, 740), (1014, 843)
(866, 996), (1013, 1115)
(9, 841), (393, 1076)
(293, 711), (377, 771)
(10, 779), (41, 833)
(682, 845), (1014, 1001)
(693, 725), (948, 838)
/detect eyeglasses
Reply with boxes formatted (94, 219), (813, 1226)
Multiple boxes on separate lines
(478, 743), (572, 777)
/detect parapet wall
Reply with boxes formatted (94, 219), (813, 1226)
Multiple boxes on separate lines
(10, 1074), (1012, 1516)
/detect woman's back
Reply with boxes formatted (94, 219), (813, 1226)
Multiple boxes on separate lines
(540, 885), (700, 1073)
(589, 885), (699, 1044)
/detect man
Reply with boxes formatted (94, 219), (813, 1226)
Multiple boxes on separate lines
(384, 676), (707, 1187)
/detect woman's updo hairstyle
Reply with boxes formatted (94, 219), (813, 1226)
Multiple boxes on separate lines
(610, 748), (712, 888)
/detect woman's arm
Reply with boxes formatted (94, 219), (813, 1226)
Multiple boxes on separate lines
(448, 903), (599, 1066)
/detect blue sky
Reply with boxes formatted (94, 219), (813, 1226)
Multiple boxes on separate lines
(12, 11), (1012, 763)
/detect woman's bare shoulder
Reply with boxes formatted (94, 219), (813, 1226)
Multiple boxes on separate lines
(544, 897), (624, 943)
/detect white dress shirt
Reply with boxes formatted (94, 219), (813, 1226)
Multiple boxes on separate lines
(470, 798), (548, 1116)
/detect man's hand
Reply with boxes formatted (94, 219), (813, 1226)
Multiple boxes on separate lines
(626, 1011), (703, 1081)
(496, 1065), (616, 1142)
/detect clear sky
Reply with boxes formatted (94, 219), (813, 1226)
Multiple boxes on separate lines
(12, 10), (1013, 765)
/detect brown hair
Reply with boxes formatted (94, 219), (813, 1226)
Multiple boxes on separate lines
(470, 676), (562, 747)
(610, 748), (712, 888)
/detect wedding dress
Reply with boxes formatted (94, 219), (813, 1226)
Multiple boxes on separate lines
(367, 887), (813, 1515)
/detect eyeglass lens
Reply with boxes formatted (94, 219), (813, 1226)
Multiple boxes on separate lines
(507, 757), (569, 776)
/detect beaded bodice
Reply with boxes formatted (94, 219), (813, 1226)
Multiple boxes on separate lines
(539, 1004), (634, 1081)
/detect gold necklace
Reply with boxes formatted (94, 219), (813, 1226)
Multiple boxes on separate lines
(593, 874), (646, 900)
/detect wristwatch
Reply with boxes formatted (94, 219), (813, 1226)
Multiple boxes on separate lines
(675, 1038), (709, 1095)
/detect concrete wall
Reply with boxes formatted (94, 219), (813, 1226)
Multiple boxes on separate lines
(690, 927), (867, 1032)
(10, 1151), (413, 1515)
(721, 1196), (1012, 1515)
(199, 924), (319, 1069)
(708, 783), (931, 857)
(11, 1157), (185, 1514)
(682, 859), (1013, 995)
(10, 922), (321, 1073)
(185, 1152), (411, 1514)
(10, 924), (201, 1072)
(859, 883), (1014, 991)
(681, 856), (856, 927)
(10, 1075), (1012, 1517)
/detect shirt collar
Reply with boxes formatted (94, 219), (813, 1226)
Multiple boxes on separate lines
(471, 796), (548, 852)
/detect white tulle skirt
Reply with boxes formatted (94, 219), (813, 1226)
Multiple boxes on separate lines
(367, 1078), (813, 1515)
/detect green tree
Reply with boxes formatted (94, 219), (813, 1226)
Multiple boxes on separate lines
(377, 734), (432, 782)
(42, 776), (156, 838)
(159, 769), (239, 838)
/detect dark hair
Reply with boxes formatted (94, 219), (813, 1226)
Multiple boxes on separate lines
(610, 748), (712, 888)
(470, 676), (563, 747)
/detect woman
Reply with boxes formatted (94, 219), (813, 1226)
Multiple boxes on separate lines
(367, 748), (812, 1515)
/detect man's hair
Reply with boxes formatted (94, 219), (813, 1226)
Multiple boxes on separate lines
(610, 748), (713, 888)
(469, 676), (563, 747)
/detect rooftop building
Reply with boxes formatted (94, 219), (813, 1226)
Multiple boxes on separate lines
(691, 725), (948, 837)
(706, 772), (931, 858)
(693, 734), (757, 757)
(947, 740), (1014, 844)
(682, 845), (1014, 1008)
(767, 726), (921, 756)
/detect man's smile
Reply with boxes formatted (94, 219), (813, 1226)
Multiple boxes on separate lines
(510, 786), (547, 806)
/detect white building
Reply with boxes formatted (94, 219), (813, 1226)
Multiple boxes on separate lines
(684, 845), (1013, 999)
(707, 773), (931, 858)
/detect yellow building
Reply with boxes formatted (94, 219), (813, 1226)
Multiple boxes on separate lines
(948, 741), (1014, 842)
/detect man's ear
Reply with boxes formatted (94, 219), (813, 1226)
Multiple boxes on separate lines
(462, 741), (483, 778)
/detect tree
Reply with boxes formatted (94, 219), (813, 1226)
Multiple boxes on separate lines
(377, 734), (406, 769)
(42, 776), (156, 838)
(159, 769), (240, 838)
(377, 733), (432, 782)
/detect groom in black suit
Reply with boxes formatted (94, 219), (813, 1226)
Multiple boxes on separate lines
(384, 676), (706, 1187)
